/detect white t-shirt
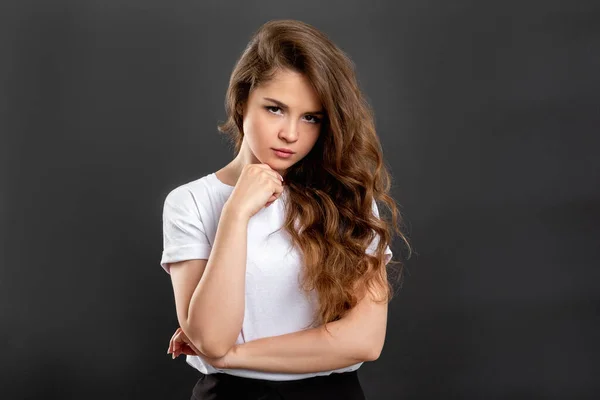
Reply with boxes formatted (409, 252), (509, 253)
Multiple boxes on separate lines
(160, 172), (392, 381)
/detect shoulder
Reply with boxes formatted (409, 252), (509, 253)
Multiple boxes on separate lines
(163, 173), (218, 213)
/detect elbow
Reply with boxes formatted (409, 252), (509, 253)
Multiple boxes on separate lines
(362, 339), (385, 362)
(196, 339), (233, 359)
(361, 323), (386, 361)
(364, 345), (383, 362)
(184, 323), (234, 359)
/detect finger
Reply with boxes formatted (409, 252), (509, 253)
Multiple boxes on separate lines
(169, 328), (180, 353)
(253, 163), (286, 182)
(176, 344), (194, 357)
(173, 331), (183, 355)
(263, 174), (284, 189)
(171, 331), (179, 351)
(168, 328), (181, 354)
(254, 163), (279, 173)
(271, 181), (284, 195)
(182, 345), (197, 356)
(176, 330), (194, 355)
(253, 164), (284, 182)
(183, 336), (201, 354)
(266, 195), (278, 207)
(173, 339), (183, 358)
(267, 170), (284, 183)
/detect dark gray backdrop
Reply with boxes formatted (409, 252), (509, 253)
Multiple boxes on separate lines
(2, 0), (599, 399)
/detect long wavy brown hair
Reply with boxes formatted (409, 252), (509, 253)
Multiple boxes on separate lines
(218, 19), (412, 329)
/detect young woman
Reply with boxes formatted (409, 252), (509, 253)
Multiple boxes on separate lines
(161, 19), (411, 400)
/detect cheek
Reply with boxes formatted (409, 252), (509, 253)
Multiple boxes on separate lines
(300, 129), (321, 152)
(243, 114), (275, 159)
(244, 113), (271, 140)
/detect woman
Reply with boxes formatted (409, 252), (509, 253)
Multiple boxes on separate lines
(161, 19), (411, 399)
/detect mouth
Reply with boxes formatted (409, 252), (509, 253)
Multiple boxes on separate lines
(272, 148), (294, 158)
(272, 148), (295, 154)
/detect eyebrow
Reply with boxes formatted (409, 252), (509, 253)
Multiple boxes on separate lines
(263, 97), (325, 115)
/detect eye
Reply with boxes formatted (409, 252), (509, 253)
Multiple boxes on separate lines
(265, 106), (282, 115)
(303, 115), (321, 124)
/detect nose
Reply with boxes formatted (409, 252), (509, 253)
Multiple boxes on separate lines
(278, 118), (299, 143)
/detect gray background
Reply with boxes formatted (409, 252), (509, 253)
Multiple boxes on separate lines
(2, 0), (599, 399)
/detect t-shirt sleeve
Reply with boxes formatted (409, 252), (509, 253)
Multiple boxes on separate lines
(365, 198), (393, 265)
(160, 187), (212, 274)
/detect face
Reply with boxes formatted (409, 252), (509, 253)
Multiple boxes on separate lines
(239, 68), (324, 177)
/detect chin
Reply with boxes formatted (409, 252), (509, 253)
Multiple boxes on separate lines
(267, 161), (290, 172)
(257, 151), (295, 171)
(265, 160), (292, 174)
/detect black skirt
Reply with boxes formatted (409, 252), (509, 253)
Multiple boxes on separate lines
(190, 370), (366, 400)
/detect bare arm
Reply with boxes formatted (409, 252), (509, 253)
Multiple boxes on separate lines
(168, 164), (283, 359)
(170, 204), (250, 358)
(225, 283), (388, 373)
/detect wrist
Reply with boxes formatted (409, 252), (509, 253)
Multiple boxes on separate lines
(222, 202), (250, 223)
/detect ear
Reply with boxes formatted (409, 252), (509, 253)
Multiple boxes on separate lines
(236, 101), (246, 116)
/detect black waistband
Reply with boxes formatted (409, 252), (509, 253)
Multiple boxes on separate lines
(205, 370), (359, 387)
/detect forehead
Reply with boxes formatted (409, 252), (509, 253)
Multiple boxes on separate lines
(251, 69), (322, 109)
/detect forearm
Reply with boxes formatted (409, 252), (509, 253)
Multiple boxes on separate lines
(227, 322), (371, 374)
(187, 205), (249, 357)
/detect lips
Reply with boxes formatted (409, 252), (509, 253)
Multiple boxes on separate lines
(272, 148), (294, 159)
(273, 148), (295, 154)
